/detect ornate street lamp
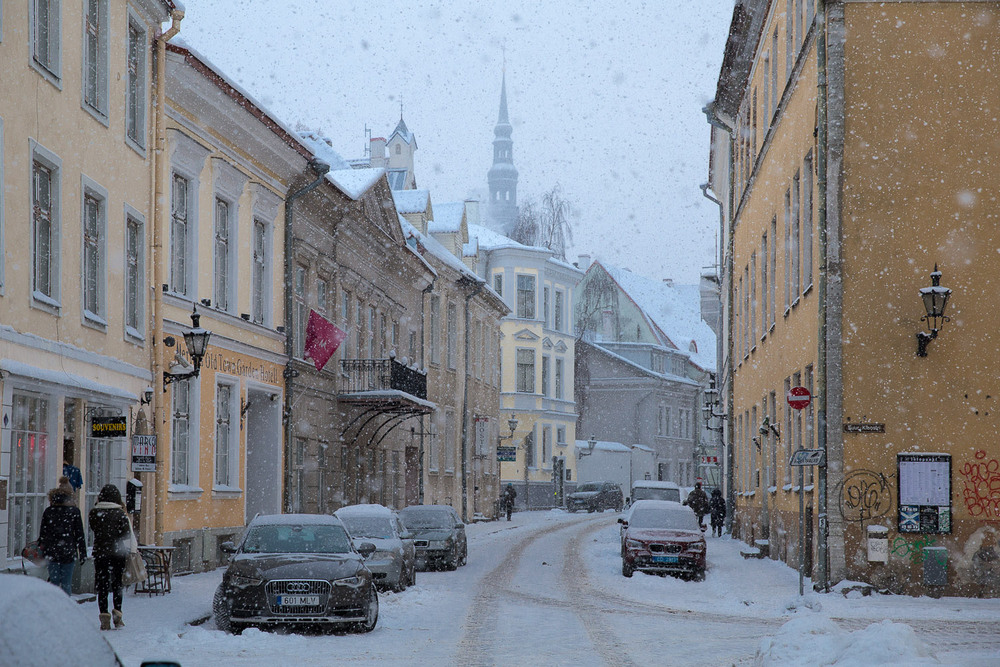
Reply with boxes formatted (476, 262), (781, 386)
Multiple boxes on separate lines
(163, 304), (213, 389)
(917, 264), (952, 357)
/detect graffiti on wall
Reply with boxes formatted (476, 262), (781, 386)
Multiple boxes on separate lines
(890, 535), (946, 565)
(838, 470), (893, 523)
(959, 450), (1000, 521)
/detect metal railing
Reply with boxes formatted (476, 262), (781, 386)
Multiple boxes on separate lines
(340, 358), (427, 399)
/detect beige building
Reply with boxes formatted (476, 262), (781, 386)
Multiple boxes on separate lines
(0, 0), (176, 568)
(707, 0), (1000, 596)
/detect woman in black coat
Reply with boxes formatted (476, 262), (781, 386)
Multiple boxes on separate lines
(37, 483), (87, 595)
(89, 484), (131, 630)
(709, 488), (727, 537)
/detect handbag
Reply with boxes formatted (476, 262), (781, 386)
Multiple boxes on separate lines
(122, 519), (147, 586)
(21, 540), (45, 566)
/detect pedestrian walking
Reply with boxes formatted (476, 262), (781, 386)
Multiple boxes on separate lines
(37, 484), (87, 595)
(502, 483), (517, 521)
(709, 488), (727, 537)
(89, 484), (131, 630)
(683, 481), (711, 531)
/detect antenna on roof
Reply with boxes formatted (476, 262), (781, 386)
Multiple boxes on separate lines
(400, 94), (404, 120)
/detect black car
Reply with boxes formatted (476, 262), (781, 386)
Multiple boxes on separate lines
(213, 514), (379, 634)
(399, 505), (467, 571)
(568, 481), (624, 512)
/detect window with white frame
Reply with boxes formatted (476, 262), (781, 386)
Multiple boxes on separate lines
(169, 173), (190, 295)
(82, 0), (108, 118)
(554, 290), (564, 332)
(516, 274), (535, 319)
(81, 177), (107, 323)
(428, 420), (439, 471)
(31, 0), (61, 78)
(171, 381), (191, 486)
(516, 348), (535, 393)
(783, 188), (791, 311)
(679, 408), (692, 439)
(543, 286), (550, 328)
(541, 355), (550, 396)
(555, 358), (564, 399)
(557, 426), (566, 444)
(429, 295), (440, 364)
(214, 382), (236, 487)
(368, 306), (377, 358)
(542, 426), (551, 463)
(749, 251), (756, 346)
(125, 15), (146, 148)
(7, 393), (50, 557)
(124, 210), (143, 338)
(769, 216), (777, 326)
(445, 411), (456, 472)
(317, 278), (328, 315)
(803, 150), (814, 291)
(251, 219), (267, 324)
(760, 233), (768, 338)
(213, 197), (233, 312)
(293, 266), (306, 358)
(493, 272), (502, 296)
(32, 145), (61, 307)
(355, 299), (363, 358)
(341, 290), (351, 353)
(792, 170), (801, 298)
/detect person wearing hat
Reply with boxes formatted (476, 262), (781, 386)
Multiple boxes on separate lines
(37, 484), (87, 595)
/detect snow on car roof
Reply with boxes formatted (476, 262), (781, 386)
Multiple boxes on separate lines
(249, 513), (342, 525)
(632, 480), (680, 489)
(335, 504), (395, 517)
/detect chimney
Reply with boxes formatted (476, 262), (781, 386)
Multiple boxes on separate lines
(369, 137), (387, 168)
(464, 199), (480, 227)
(578, 253), (592, 269)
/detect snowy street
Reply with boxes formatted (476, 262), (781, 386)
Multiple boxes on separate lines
(91, 510), (999, 666)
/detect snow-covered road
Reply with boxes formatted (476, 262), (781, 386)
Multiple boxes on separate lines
(96, 510), (1000, 666)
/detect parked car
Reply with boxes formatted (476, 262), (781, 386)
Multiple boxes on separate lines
(567, 481), (624, 512)
(629, 480), (682, 505)
(213, 513), (379, 634)
(335, 504), (416, 592)
(619, 500), (706, 580)
(399, 504), (467, 571)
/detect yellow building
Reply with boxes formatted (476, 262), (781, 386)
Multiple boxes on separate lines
(152, 42), (313, 571)
(470, 226), (582, 508)
(708, 0), (1000, 596)
(0, 0), (175, 567)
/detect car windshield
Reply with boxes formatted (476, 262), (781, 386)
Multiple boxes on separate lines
(633, 488), (681, 503)
(339, 516), (396, 539)
(241, 524), (353, 554)
(629, 509), (700, 532)
(577, 483), (601, 492)
(400, 509), (452, 529)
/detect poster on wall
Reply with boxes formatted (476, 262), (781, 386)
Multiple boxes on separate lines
(897, 453), (951, 533)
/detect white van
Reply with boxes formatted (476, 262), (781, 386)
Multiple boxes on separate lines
(629, 480), (682, 505)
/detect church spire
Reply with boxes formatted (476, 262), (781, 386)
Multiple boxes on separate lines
(487, 70), (518, 235)
(497, 72), (510, 125)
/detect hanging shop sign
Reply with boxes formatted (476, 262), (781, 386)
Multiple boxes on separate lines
(92, 416), (127, 438)
(131, 435), (157, 472)
(497, 446), (517, 462)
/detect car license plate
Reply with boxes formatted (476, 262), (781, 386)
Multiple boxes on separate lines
(276, 594), (320, 606)
(652, 555), (679, 564)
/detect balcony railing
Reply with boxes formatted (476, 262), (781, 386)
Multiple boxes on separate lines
(340, 358), (427, 400)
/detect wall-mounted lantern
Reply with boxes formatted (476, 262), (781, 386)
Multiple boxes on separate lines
(917, 264), (952, 357)
(163, 304), (212, 389)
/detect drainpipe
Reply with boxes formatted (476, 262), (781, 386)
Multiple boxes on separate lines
(460, 280), (484, 522)
(150, 7), (183, 546)
(282, 159), (330, 511)
(815, 0), (831, 594)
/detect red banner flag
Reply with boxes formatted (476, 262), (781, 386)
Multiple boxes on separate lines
(304, 310), (347, 371)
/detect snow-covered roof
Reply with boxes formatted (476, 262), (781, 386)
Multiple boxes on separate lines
(389, 118), (414, 145)
(298, 132), (385, 200)
(583, 340), (698, 386)
(400, 215), (479, 282)
(393, 189), (430, 214)
(575, 439), (631, 453)
(429, 202), (465, 234)
(467, 224), (533, 252)
(630, 444), (656, 453)
(600, 263), (717, 371)
(334, 504), (395, 517)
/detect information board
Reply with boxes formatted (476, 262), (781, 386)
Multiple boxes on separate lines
(497, 446), (517, 462)
(131, 435), (157, 472)
(897, 453), (951, 533)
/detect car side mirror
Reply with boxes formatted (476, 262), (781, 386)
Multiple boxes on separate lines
(220, 541), (237, 554)
(400, 531), (413, 540)
(618, 519), (627, 526)
(357, 542), (377, 558)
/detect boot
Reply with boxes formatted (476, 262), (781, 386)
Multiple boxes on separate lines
(112, 609), (124, 629)
(99, 613), (112, 631)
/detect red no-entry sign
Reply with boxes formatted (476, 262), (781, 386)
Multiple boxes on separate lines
(787, 386), (811, 410)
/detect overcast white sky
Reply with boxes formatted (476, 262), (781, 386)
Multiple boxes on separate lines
(179, 1), (734, 284)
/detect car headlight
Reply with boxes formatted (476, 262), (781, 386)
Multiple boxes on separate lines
(230, 574), (263, 588)
(687, 542), (706, 553)
(625, 539), (644, 550)
(429, 538), (453, 549)
(334, 574), (364, 587)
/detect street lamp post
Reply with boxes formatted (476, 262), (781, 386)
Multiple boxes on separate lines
(163, 304), (213, 388)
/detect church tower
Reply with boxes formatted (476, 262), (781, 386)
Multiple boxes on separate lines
(487, 73), (519, 234)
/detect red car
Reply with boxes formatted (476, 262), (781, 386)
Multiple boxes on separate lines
(619, 500), (706, 580)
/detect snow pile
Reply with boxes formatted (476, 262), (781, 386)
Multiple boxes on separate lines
(753, 615), (939, 666)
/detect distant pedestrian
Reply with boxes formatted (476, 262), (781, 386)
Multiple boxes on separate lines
(89, 484), (131, 630)
(502, 484), (517, 521)
(683, 482), (711, 531)
(62, 455), (83, 492)
(37, 485), (87, 595)
(709, 488), (726, 537)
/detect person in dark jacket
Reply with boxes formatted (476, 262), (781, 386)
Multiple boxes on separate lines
(89, 484), (131, 630)
(502, 483), (517, 521)
(683, 482), (711, 531)
(37, 485), (87, 595)
(709, 488), (727, 537)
